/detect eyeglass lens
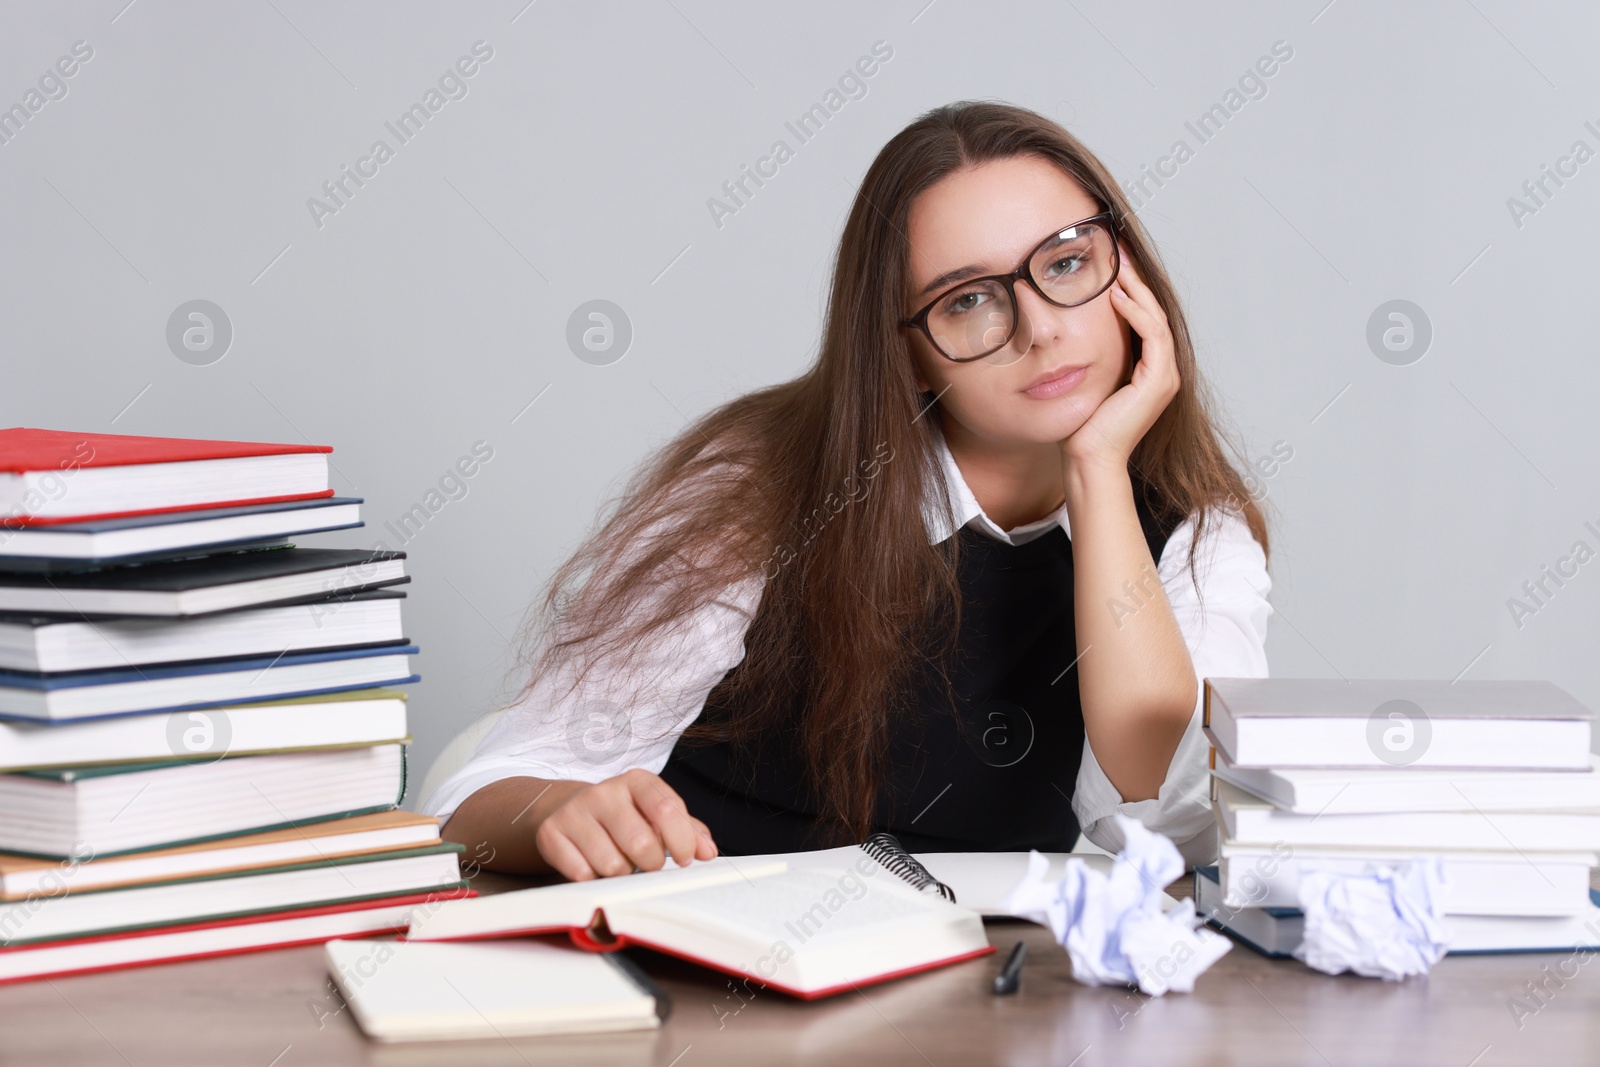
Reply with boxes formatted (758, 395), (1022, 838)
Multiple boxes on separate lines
(923, 218), (1115, 364)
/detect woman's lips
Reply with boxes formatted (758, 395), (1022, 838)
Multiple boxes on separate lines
(1022, 364), (1089, 398)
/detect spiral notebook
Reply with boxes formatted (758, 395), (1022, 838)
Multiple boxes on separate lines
(402, 839), (994, 1000)
(744, 839), (1103, 916)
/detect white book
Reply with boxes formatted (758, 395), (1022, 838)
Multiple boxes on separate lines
(1196, 866), (1600, 956)
(405, 855), (993, 1000)
(1215, 778), (1600, 852)
(0, 452), (328, 524)
(324, 939), (661, 1042)
(0, 891), (454, 984)
(0, 646), (416, 722)
(1212, 754), (1600, 814)
(0, 498), (360, 566)
(0, 742), (405, 857)
(0, 809), (439, 899)
(1203, 677), (1592, 769)
(1216, 841), (1596, 916)
(0, 848), (462, 947)
(0, 591), (406, 673)
(0, 688), (408, 774)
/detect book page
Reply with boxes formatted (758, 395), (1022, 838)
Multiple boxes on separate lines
(406, 857), (788, 940)
(636, 867), (936, 943)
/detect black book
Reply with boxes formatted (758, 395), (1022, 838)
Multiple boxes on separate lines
(0, 547), (406, 617)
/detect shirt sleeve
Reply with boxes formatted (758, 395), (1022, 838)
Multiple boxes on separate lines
(1070, 504), (1272, 868)
(419, 568), (766, 825)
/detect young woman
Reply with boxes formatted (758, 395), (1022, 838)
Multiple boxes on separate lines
(427, 101), (1272, 881)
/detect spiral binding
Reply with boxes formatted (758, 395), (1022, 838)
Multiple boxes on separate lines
(859, 832), (956, 903)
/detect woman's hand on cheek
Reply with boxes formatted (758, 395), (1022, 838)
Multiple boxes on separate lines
(1060, 243), (1180, 474)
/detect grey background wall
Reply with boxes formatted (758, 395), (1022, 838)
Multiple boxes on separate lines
(2, 1), (1597, 801)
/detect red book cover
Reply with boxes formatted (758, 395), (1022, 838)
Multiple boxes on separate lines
(0, 427), (332, 473)
(0, 428), (335, 528)
(0, 886), (475, 986)
(566, 927), (995, 1001)
(402, 917), (996, 1002)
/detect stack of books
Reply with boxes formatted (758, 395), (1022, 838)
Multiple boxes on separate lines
(1195, 677), (1600, 956)
(0, 427), (471, 983)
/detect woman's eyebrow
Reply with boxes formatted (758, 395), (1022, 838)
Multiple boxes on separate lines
(918, 262), (992, 298)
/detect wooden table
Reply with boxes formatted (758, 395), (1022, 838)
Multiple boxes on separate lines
(3, 869), (1599, 1067)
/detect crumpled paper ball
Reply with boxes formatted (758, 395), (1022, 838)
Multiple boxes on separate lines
(999, 813), (1232, 995)
(1293, 860), (1449, 980)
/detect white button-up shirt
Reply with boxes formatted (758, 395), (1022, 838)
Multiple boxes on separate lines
(423, 423), (1273, 866)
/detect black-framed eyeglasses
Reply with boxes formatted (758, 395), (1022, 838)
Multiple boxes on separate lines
(900, 210), (1121, 364)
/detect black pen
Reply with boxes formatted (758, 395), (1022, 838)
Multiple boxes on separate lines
(605, 950), (674, 1022)
(991, 940), (1027, 995)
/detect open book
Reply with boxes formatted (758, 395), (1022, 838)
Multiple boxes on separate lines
(403, 855), (993, 1000)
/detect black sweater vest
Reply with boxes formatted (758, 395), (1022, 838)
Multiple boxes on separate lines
(659, 484), (1183, 855)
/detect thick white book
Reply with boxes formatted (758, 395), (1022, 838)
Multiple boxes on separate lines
(0, 687), (408, 774)
(1216, 841), (1596, 916)
(1212, 754), (1600, 814)
(0, 428), (329, 524)
(0, 644), (418, 722)
(1215, 778), (1600, 851)
(0, 590), (406, 673)
(324, 938), (661, 1041)
(0, 888), (469, 985)
(0, 810), (440, 899)
(404, 855), (993, 1000)
(1203, 677), (1592, 769)
(0, 741), (406, 857)
(0, 497), (361, 569)
(1196, 866), (1600, 956)
(0, 846), (463, 947)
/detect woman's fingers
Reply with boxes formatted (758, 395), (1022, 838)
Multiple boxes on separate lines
(1109, 283), (1150, 333)
(556, 808), (637, 878)
(1062, 243), (1183, 469)
(1115, 242), (1150, 291)
(534, 820), (599, 882)
(691, 815), (719, 860)
(534, 771), (717, 880)
(596, 799), (671, 873)
(625, 771), (704, 868)
(1114, 246), (1175, 349)
(1110, 256), (1157, 340)
(1110, 247), (1179, 396)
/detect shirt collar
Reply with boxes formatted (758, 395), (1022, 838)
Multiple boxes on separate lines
(922, 419), (1072, 547)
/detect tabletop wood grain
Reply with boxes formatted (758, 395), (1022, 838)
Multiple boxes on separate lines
(2, 869), (1598, 1067)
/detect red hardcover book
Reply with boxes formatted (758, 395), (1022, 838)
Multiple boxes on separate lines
(403, 859), (994, 1000)
(0, 428), (334, 527)
(0, 887), (474, 985)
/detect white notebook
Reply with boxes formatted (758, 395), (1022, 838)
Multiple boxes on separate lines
(324, 938), (660, 1042)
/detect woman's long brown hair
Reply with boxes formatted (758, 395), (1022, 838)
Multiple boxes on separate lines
(505, 101), (1270, 844)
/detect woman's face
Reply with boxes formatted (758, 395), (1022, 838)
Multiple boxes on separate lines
(902, 154), (1134, 448)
